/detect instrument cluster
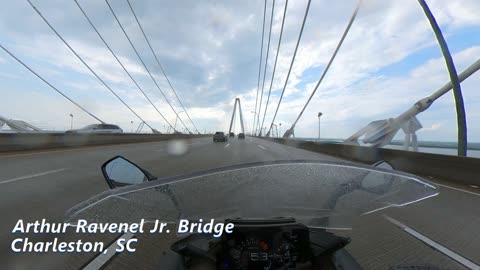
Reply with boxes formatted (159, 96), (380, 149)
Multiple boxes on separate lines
(218, 219), (311, 270)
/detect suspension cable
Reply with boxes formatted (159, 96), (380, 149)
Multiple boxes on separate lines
(260, 0), (288, 135)
(256, 0), (276, 134)
(289, 0), (362, 131)
(26, 0), (155, 131)
(267, 0), (312, 134)
(0, 43), (104, 124)
(105, 0), (191, 133)
(253, 0), (267, 135)
(125, 0), (200, 134)
(74, 0), (175, 131)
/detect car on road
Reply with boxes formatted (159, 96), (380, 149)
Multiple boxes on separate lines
(66, 124), (123, 134)
(238, 133), (245, 139)
(213, 131), (228, 142)
(229, 132), (235, 137)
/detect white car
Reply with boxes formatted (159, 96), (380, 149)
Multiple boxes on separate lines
(66, 124), (123, 134)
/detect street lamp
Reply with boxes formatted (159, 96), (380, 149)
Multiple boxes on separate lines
(174, 111), (185, 132)
(250, 111), (256, 135)
(270, 124), (277, 138)
(69, 113), (74, 130)
(131, 121), (134, 133)
(279, 123), (282, 138)
(318, 112), (323, 142)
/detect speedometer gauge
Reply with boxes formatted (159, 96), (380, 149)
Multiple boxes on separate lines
(230, 237), (273, 270)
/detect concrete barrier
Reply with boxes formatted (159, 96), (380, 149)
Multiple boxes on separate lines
(0, 133), (209, 153)
(261, 138), (480, 186)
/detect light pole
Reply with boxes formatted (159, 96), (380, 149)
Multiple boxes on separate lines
(271, 124), (277, 138)
(250, 111), (256, 135)
(278, 123), (282, 138)
(131, 121), (134, 133)
(69, 113), (74, 130)
(318, 112), (323, 142)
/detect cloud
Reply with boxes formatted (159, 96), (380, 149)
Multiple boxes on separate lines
(421, 122), (443, 132)
(0, 0), (479, 141)
(287, 45), (480, 140)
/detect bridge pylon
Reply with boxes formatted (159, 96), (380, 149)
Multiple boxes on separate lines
(228, 98), (245, 135)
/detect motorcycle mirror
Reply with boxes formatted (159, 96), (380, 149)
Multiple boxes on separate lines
(372, 160), (394, 170)
(101, 156), (156, 189)
(361, 160), (395, 194)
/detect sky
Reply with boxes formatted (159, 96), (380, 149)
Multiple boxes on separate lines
(0, 0), (479, 142)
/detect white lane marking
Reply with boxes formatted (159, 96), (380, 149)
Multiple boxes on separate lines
(83, 232), (135, 270)
(435, 183), (480, 197)
(469, 185), (479, 189)
(0, 168), (67, 185)
(188, 142), (201, 145)
(361, 193), (439, 215)
(257, 144), (267, 150)
(384, 215), (480, 270)
(224, 143), (230, 148)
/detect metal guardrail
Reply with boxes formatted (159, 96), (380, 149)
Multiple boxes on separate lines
(0, 133), (208, 153)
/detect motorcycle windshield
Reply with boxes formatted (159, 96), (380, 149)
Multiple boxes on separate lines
(66, 161), (438, 229)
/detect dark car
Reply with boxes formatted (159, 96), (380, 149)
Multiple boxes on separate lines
(213, 132), (228, 142)
(229, 132), (235, 137)
(238, 133), (245, 139)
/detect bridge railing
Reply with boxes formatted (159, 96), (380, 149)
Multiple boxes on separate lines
(0, 133), (208, 153)
(261, 137), (480, 186)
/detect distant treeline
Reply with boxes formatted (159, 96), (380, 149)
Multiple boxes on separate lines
(389, 140), (480, 150)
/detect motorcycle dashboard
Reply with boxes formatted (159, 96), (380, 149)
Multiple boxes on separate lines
(217, 218), (312, 270)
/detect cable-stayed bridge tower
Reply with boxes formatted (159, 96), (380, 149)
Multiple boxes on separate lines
(228, 98), (245, 135)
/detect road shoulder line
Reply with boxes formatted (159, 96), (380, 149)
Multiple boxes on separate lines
(434, 182), (480, 197)
(384, 215), (480, 270)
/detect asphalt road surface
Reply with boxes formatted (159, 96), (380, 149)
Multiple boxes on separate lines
(0, 136), (479, 269)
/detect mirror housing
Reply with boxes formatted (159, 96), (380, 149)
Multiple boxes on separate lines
(361, 160), (395, 194)
(101, 156), (157, 189)
(372, 160), (394, 170)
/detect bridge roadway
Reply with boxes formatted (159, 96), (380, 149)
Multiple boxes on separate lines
(0, 136), (479, 269)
